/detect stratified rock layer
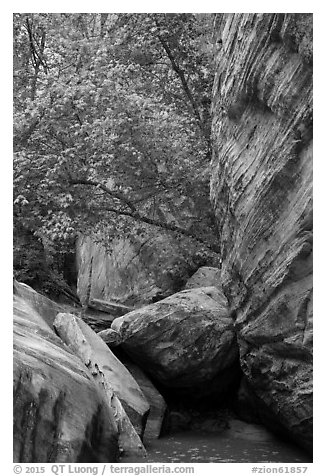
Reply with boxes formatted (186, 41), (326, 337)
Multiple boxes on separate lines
(211, 14), (312, 451)
(111, 287), (239, 399)
(13, 295), (118, 462)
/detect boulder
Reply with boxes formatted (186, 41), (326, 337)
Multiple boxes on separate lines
(118, 355), (167, 440)
(14, 278), (117, 335)
(14, 280), (64, 327)
(111, 287), (239, 399)
(53, 313), (150, 439)
(184, 266), (222, 291)
(14, 294), (118, 463)
(211, 14), (312, 451)
(98, 328), (123, 346)
(53, 313), (147, 458)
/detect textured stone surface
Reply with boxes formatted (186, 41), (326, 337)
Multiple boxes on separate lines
(98, 328), (123, 346)
(54, 313), (150, 439)
(119, 355), (167, 440)
(184, 266), (222, 290)
(76, 234), (170, 306)
(14, 280), (116, 333)
(211, 13), (312, 451)
(111, 287), (239, 399)
(76, 206), (219, 308)
(13, 294), (118, 463)
(14, 280), (64, 327)
(53, 313), (147, 457)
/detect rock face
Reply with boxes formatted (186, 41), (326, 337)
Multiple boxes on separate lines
(117, 355), (167, 440)
(76, 234), (173, 307)
(14, 280), (64, 327)
(14, 294), (118, 462)
(98, 328), (123, 346)
(53, 313), (147, 457)
(111, 287), (239, 399)
(76, 202), (219, 308)
(211, 14), (312, 451)
(54, 313), (150, 439)
(184, 266), (222, 290)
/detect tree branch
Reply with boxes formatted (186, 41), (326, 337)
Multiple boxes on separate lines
(153, 18), (212, 155)
(70, 178), (137, 213)
(25, 17), (48, 100)
(155, 31), (204, 131)
(70, 177), (219, 253)
(103, 205), (220, 253)
(14, 109), (46, 148)
(100, 13), (109, 38)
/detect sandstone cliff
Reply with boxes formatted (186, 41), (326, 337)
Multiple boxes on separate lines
(210, 13), (312, 451)
(76, 193), (219, 307)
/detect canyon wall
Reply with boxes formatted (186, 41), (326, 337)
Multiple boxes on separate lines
(210, 13), (312, 451)
(76, 194), (219, 307)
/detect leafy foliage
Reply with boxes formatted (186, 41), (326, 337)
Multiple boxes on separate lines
(13, 13), (219, 296)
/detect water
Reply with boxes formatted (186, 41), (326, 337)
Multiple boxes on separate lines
(120, 420), (311, 463)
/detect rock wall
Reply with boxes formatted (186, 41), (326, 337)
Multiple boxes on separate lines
(14, 294), (118, 462)
(76, 234), (178, 307)
(76, 197), (219, 307)
(210, 14), (312, 451)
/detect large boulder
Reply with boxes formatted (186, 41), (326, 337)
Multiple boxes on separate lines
(111, 287), (239, 399)
(53, 313), (150, 439)
(211, 14), (312, 451)
(14, 294), (118, 463)
(14, 280), (64, 327)
(53, 313), (147, 457)
(116, 354), (167, 440)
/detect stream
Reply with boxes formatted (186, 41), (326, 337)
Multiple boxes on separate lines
(120, 419), (312, 464)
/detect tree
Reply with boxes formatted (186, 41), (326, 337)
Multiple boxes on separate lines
(13, 13), (219, 296)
